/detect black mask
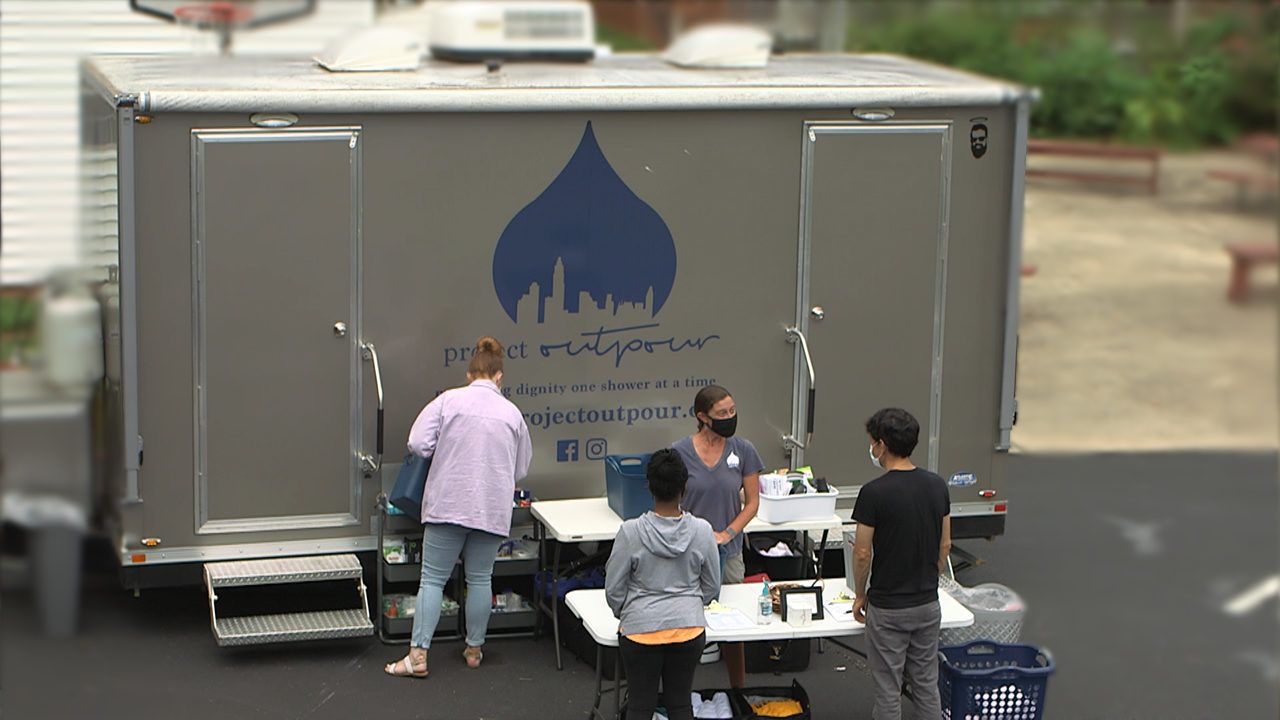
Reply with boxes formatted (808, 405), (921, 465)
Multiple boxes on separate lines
(707, 414), (737, 438)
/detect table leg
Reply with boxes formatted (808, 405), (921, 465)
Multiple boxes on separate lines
(591, 643), (605, 720)
(814, 528), (830, 656)
(376, 503), (394, 645)
(612, 649), (621, 720)
(532, 521), (565, 669)
(949, 544), (984, 574)
(814, 528), (829, 578)
(534, 521), (548, 640)
(588, 641), (623, 720)
(552, 541), (563, 670)
(823, 635), (867, 660)
(1228, 255), (1251, 303)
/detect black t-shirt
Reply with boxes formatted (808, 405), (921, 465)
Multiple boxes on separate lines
(851, 467), (950, 609)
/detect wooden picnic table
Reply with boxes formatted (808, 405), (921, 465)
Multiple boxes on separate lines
(1025, 138), (1162, 194)
(1208, 133), (1279, 207)
(1224, 241), (1279, 303)
(1237, 132), (1278, 164)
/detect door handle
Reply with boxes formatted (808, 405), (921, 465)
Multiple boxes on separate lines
(361, 342), (384, 475)
(783, 326), (816, 452)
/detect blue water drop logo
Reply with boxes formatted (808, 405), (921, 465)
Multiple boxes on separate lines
(492, 122), (677, 324)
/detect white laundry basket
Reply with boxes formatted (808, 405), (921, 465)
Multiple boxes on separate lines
(938, 577), (1024, 646)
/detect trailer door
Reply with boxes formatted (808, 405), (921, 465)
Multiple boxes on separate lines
(191, 127), (364, 534)
(792, 123), (951, 483)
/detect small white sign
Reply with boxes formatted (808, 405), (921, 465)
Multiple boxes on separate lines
(949, 472), (977, 487)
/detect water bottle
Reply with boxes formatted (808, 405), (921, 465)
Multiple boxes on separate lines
(758, 582), (773, 625)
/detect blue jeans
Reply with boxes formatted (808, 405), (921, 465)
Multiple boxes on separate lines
(411, 522), (505, 650)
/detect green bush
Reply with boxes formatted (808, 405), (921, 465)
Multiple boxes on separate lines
(1024, 30), (1145, 141)
(596, 23), (655, 52)
(847, 4), (1278, 148)
(851, 9), (1031, 79)
(1123, 10), (1277, 148)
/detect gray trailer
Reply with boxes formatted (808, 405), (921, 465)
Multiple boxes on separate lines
(80, 52), (1029, 643)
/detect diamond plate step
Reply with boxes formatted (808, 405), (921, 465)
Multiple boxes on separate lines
(213, 608), (373, 647)
(205, 554), (363, 587)
(205, 553), (373, 646)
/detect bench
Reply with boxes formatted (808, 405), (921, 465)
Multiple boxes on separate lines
(1207, 169), (1278, 207)
(1025, 139), (1162, 194)
(1224, 241), (1279, 303)
(1237, 132), (1278, 164)
(1208, 133), (1278, 208)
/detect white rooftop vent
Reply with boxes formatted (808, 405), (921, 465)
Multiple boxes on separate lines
(428, 0), (595, 63)
(663, 24), (774, 69)
(315, 26), (425, 72)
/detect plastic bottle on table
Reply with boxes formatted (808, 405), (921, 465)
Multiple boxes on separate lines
(758, 581), (773, 625)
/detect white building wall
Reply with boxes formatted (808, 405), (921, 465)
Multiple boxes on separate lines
(0, 0), (377, 285)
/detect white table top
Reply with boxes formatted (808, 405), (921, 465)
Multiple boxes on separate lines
(564, 579), (974, 647)
(531, 497), (844, 543)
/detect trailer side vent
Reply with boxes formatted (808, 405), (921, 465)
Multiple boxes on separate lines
(204, 554), (373, 646)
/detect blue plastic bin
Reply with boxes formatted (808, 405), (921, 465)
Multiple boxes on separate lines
(938, 640), (1055, 720)
(605, 454), (653, 520)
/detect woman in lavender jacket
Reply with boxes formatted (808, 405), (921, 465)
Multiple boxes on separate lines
(385, 336), (532, 678)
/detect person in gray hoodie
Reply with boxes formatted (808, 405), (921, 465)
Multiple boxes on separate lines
(606, 448), (720, 720)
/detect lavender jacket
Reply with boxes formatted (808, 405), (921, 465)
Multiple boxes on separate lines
(408, 379), (533, 536)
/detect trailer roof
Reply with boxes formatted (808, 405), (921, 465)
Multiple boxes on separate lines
(83, 53), (1030, 114)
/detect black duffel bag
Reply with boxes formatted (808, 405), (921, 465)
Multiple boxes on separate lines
(743, 637), (810, 674)
(736, 679), (812, 720)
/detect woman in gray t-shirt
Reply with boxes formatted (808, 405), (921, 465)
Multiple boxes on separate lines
(671, 384), (764, 688)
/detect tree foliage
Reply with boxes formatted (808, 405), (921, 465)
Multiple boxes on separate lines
(848, 3), (1278, 147)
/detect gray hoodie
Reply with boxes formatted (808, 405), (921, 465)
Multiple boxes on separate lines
(605, 511), (721, 636)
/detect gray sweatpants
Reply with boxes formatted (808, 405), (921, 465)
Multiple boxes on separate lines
(865, 600), (943, 720)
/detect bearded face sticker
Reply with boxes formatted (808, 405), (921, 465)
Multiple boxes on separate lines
(970, 119), (988, 159)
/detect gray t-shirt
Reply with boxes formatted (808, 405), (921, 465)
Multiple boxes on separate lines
(672, 435), (765, 558)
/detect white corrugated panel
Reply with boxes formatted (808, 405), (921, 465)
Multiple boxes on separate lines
(0, 0), (375, 285)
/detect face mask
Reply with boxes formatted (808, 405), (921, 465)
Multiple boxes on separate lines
(707, 414), (737, 438)
(869, 443), (883, 469)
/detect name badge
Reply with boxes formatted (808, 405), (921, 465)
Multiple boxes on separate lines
(727, 452), (740, 469)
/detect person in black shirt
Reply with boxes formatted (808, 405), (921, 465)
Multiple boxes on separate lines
(851, 408), (951, 720)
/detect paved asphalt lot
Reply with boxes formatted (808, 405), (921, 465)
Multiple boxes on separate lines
(1, 452), (1276, 720)
(953, 452), (1278, 720)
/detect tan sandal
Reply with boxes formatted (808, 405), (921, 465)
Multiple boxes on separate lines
(384, 652), (428, 678)
(463, 646), (483, 669)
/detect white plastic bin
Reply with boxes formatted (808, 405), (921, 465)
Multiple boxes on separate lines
(756, 488), (838, 523)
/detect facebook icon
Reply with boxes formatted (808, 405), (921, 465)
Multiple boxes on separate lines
(556, 439), (579, 462)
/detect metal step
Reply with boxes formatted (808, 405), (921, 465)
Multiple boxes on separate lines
(204, 553), (373, 646)
(213, 608), (373, 647)
(205, 553), (364, 587)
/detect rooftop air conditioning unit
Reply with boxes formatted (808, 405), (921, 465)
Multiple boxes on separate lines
(428, 0), (595, 63)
